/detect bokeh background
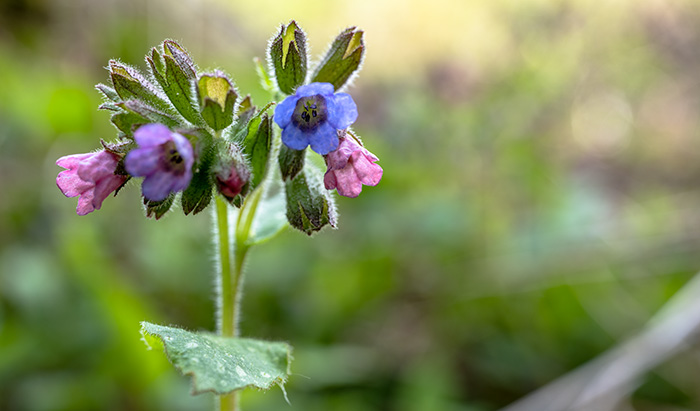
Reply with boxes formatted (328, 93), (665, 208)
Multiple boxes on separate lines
(3, 0), (700, 410)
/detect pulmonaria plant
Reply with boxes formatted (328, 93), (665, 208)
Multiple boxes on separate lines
(54, 20), (382, 411)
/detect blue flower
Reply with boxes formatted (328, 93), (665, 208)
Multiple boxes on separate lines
(273, 82), (358, 155)
(125, 124), (194, 201)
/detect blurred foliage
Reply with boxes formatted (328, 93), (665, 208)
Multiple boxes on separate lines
(3, 0), (700, 410)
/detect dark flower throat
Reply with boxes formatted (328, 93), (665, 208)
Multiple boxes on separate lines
(292, 95), (327, 131)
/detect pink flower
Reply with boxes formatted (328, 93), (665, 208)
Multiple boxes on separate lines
(56, 150), (128, 215)
(323, 136), (383, 198)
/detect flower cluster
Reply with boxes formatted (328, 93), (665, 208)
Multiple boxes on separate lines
(55, 22), (382, 233)
(273, 82), (382, 198)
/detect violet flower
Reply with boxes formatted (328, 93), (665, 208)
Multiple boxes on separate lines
(56, 150), (128, 215)
(124, 124), (194, 202)
(324, 135), (383, 198)
(273, 82), (357, 155)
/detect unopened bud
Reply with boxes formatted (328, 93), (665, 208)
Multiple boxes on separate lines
(285, 168), (337, 235)
(197, 71), (238, 130)
(215, 144), (250, 201)
(311, 27), (365, 91)
(268, 20), (308, 95)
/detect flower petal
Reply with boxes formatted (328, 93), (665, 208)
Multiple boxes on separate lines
(333, 165), (363, 198)
(76, 188), (97, 215)
(91, 174), (127, 212)
(56, 153), (93, 170)
(323, 170), (338, 190)
(295, 82), (334, 98)
(171, 132), (195, 170)
(326, 93), (358, 129)
(56, 169), (92, 197)
(308, 122), (339, 155)
(273, 94), (299, 129)
(282, 125), (311, 151)
(326, 137), (358, 170)
(169, 169), (193, 194)
(141, 172), (175, 202)
(134, 123), (172, 147)
(77, 151), (118, 183)
(125, 147), (161, 177)
(351, 150), (383, 186)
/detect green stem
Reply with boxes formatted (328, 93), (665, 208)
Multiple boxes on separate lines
(215, 196), (250, 411)
(214, 105), (278, 411)
(216, 197), (235, 337)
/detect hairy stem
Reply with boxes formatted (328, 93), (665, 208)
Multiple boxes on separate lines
(216, 197), (234, 337)
(215, 196), (250, 411)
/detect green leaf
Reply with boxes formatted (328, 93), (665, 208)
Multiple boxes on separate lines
(181, 132), (215, 215)
(163, 40), (197, 80)
(144, 195), (175, 219)
(118, 100), (180, 128)
(163, 54), (204, 126)
(98, 102), (121, 112)
(224, 95), (256, 143)
(269, 21), (308, 95)
(249, 166), (288, 245)
(254, 57), (275, 95)
(109, 100), (179, 137)
(100, 139), (134, 156)
(110, 110), (148, 137)
(278, 144), (306, 181)
(108, 60), (173, 115)
(311, 27), (365, 91)
(140, 322), (291, 395)
(95, 83), (120, 102)
(147, 47), (165, 79)
(242, 114), (272, 189)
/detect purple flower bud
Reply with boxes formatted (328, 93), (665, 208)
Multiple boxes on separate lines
(324, 135), (382, 198)
(56, 150), (128, 215)
(216, 163), (250, 200)
(124, 124), (194, 202)
(273, 82), (358, 155)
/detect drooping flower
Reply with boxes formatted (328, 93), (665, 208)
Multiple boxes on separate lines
(273, 82), (357, 155)
(124, 124), (194, 202)
(56, 150), (128, 215)
(324, 134), (382, 198)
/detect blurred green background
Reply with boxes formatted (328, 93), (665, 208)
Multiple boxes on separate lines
(3, 0), (700, 410)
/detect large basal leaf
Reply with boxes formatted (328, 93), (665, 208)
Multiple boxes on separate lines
(141, 322), (291, 395)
